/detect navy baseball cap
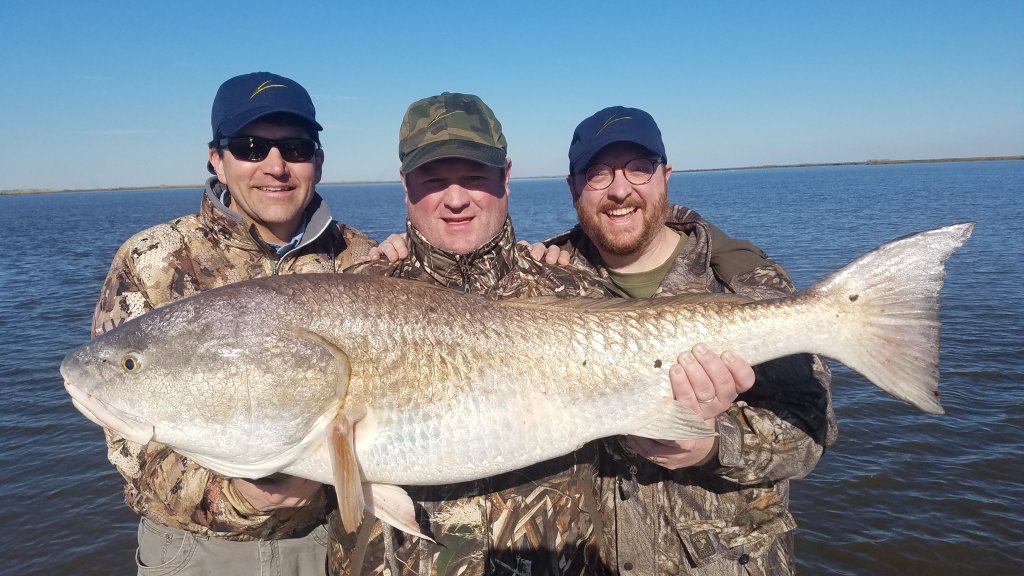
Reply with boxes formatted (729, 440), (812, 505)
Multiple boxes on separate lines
(210, 72), (323, 142)
(568, 106), (667, 175)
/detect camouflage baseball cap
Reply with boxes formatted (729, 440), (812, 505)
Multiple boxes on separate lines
(399, 92), (507, 173)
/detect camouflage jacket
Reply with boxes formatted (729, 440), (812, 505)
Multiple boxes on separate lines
(333, 218), (616, 576)
(545, 204), (838, 575)
(90, 176), (376, 541)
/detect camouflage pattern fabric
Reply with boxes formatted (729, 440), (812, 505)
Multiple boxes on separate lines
(90, 176), (376, 541)
(333, 218), (617, 575)
(398, 92), (508, 173)
(346, 217), (614, 299)
(545, 204), (837, 575)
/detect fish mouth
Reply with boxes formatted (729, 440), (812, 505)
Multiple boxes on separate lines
(64, 381), (154, 445)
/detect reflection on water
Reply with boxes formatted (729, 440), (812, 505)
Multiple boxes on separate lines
(2, 161), (1022, 574)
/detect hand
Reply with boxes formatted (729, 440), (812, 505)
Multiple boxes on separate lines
(364, 233), (409, 263)
(627, 344), (755, 469)
(231, 474), (323, 511)
(518, 240), (571, 265)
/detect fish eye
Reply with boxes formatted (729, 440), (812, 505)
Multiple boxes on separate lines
(120, 352), (144, 373)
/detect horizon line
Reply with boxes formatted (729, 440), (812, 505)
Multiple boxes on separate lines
(3, 155), (1021, 196)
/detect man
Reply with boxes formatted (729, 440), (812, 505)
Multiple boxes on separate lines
(536, 106), (837, 575)
(91, 71), (375, 574)
(337, 92), (759, 576)
(333, 92), (618, 576)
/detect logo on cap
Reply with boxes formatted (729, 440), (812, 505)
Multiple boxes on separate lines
(251, 80), (287, 99)
(597, 115), (633, 135)
(428, 110), (459, 127)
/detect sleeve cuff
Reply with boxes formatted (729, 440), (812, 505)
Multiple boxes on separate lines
(713, 408), (745, 469)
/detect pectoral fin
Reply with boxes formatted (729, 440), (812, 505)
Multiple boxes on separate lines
(329, 404), (367, 532)
(293, 327), (351, 396)
(365, 483), (435, 542)
(631, 400), (715, 440)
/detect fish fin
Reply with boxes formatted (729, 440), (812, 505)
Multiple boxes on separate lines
(365, 483), (436, 543)
(329, 404), (367, 533)
(293, 327), (351, 395)
(630, 399), (715, 440)
(808, 222), (974, 414)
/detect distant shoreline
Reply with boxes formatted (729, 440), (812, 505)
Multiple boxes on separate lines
(3, 155), (1021, 196)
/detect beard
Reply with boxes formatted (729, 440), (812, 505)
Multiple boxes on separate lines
(576, 189), (668, 256)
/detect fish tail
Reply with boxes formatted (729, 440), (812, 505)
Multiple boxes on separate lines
(805, 222), (974, 414)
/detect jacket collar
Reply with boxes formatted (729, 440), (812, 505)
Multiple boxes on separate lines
(405, 217), (518, 293)
(200, 176), (334, 256)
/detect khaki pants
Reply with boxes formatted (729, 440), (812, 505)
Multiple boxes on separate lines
(135, 517), (328, 576)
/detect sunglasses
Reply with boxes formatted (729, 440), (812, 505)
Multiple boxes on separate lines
(217, 136), (319, 163)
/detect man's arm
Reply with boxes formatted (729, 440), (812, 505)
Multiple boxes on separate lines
(710, 353), (834, 483)
(638, 226), (834, 481)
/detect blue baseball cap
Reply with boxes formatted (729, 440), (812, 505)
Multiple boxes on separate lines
(210, 72), (323, 142)
(568, 106), (667, 175)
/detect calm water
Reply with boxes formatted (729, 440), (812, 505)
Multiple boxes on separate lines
(1, 161), (1021, 575)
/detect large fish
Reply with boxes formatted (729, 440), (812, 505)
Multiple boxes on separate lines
(62, 223), (972, 537)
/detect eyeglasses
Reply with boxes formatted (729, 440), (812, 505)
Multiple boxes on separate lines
(582, 158), (662, 190)
(217, 136), (319, 163)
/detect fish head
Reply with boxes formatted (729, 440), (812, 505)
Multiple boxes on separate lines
(61, 290), (347, 471)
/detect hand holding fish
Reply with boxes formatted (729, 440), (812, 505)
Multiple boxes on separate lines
(230, 475), (323, 512)
(627, 345), (755, 469)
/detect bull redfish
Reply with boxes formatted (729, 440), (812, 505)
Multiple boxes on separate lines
(61, 223), (973, 537)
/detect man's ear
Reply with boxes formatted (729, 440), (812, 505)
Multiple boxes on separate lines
(400, 171), (412, 209)
(313, 149), (325, 183)
(504, 157), (513, 197)
(209, 147), (226, 183)
(566, 174), (581, 204)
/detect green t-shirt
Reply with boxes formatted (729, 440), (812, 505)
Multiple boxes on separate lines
(606, 232), (687, 298)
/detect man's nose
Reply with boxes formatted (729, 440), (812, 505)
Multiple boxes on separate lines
(443, 185), (471, 208)
(605, 169), (634, 201)
(260, 146), (288, 177)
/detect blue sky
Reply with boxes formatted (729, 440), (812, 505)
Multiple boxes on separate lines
(1, 1), (1021, 191)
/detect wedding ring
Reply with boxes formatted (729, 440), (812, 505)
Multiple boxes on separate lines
(697, 397), (717, 404)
